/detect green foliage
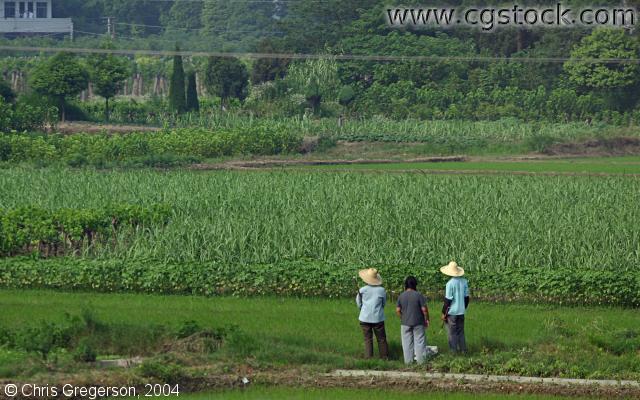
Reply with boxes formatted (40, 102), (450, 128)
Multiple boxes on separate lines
(251, 39), (289, 84)
(0, 126), (302, 166)
(0, 308), (226, 363)
(185, 71), (199, 113)
(168, 47), (186, 114)
(282, 0), (373, 53)
(161, 0), (203, 31)
(201, 0), (278, 51)
(338, 31), (475, 89)
(29, 52), (88, 121)
(204, 57), (249, 106)
(86, 43), (131, 122)
(138, 359), (186, 384)
(2, 169), (638, 280)
(0, 257), (636, 306)
(79, 97), (164, 125)
(338, 85), (356, 108)
(0, 168), (639, 306)
(286, 58), (340, 103)
(0, 96), (57, 133)
(304, 78), (322, 113)
(0, 80), (15, 103)
(565, 29), (640, 91)
(72, 337), (97, 362)
(0, 204), (171, 257)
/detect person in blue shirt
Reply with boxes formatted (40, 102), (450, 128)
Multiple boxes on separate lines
(440, 261), (470, 353)
(356, 268), (388, 359)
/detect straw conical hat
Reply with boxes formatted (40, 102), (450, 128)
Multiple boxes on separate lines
(358, 268), (382, 285)
(440, 261), (464, 277)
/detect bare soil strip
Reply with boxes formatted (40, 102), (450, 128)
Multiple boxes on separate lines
(191, 156), (467, 170)
(545, 137), (640, 156)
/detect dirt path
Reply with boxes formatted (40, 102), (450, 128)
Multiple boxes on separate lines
(3, 368), (637, 399)
(206, 369), (640, 399)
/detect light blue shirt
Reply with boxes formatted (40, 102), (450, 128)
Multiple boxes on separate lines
(445, 277), (469, 316)
(356, 285), (386, 323)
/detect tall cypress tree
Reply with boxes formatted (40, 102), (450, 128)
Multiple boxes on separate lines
(185, 71), (199, 112)
(168, 45), (186, 114)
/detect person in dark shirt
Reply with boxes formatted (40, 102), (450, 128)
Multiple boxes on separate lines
(396, 276), (430, 364)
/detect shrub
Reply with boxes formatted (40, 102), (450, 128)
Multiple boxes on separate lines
(73, 338), (97, 362)
(0, 126), (303, 166)
(138, 359), (186, 384)
(0, 257), (636, 306)
(0, 204), (171, 257)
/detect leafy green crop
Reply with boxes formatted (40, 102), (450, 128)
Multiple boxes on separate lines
(0, 124), (302, 166)
(0, 204), (170, 257)
(0, 258), (637, 306)
(0, 168), (638, 305)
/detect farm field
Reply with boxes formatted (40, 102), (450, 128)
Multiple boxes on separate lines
(0, 289), (639, 382)
(1, 165), (639, 397)
(0, 167), (638, 304)
(5, 2), (640, 398)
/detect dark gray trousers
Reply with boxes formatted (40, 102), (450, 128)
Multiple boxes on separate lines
(446, 315), (467, 353)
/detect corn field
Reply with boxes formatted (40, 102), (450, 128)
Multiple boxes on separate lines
(1, 168), (638, 273)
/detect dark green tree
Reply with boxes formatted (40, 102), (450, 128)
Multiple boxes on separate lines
(161, 0), (203, 31)
(204, 57), (249, 109)
(251, 39), (289, 84)
(564, 28), (640, 110)
(87, 43), (131, 121)
(338, 85), (355, 113)
(0, 80), (15, 103)
(169, 46), (186, 114)
(281, 0), (373, 53)
(185, 71), (200, 112)
(305, 78), (322, 114)
(30, 52), (88, 122)
(564, 29), (640, 91)
(202, 0), (278, 51)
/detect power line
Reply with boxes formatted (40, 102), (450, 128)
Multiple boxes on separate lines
(114, 21), (284, 34)
(0, 44), (639, 64)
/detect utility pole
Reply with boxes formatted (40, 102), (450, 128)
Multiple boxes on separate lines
(104, 16), (116, 39)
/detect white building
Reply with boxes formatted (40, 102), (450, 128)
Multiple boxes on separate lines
(0, 0), (73, 37)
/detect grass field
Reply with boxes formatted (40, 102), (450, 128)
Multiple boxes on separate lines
(181, 387), (590, 400)
(1, 290), (638, 380)
(302, 157), (640, 174)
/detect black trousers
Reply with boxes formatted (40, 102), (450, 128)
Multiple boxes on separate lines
(447, 315), (467, 353)
(359, 321), (389, 359)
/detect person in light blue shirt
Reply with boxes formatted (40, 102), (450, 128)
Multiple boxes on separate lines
(356, 268), (388, 359)
(440, 261), (470, 353)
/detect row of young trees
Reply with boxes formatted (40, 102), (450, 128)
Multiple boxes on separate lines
(18, 44), (254, 121)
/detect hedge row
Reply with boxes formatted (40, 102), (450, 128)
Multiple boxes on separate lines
(0, 204), (171, 256)
(0, 125), (303, 166)
(0, 258), (637, 306)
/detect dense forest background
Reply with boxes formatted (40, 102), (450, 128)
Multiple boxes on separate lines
(1, 0), (640, 124)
